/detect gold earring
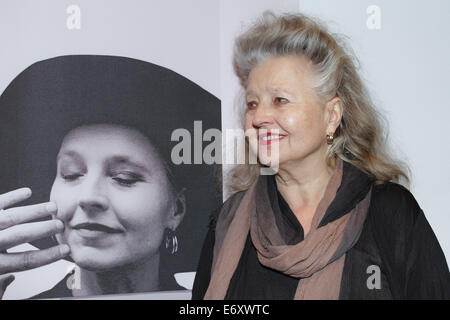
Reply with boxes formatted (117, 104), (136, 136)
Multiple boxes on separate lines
(326, 132), (334, 145)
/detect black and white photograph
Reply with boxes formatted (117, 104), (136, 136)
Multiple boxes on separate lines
(0, 55), (221, 299)
(0, 1), (221, 299)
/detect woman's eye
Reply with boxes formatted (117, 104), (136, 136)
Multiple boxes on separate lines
(246, 101), (257, 109)
(62, 173), (82, 181)
(112, 173), (143, 187)
(274, 97), (288, 104)
(113, 177), (139, 186)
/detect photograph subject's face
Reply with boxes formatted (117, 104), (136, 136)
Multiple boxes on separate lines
(244, 55), (328, 167)
(50, 124), (173, 271)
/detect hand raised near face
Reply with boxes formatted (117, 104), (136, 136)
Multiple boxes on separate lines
(0, 188), (70, 299)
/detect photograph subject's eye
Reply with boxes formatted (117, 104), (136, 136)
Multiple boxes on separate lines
(62, 173), (83, 181)
(112, 172), (144, 187)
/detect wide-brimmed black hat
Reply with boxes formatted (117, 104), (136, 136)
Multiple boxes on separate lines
(0, 55), (222, 275)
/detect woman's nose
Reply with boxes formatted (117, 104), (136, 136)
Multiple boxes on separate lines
(252, 101), (274, 128)
(77, 175), (109, 214)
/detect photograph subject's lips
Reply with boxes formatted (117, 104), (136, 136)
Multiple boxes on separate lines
(71, 222), (124, 238)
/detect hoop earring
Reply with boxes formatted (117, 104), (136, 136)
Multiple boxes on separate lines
(165, 229), (178, 254)
(326, 132), (334, 145)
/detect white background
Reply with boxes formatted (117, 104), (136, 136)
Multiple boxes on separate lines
(0, 0), (220, 97)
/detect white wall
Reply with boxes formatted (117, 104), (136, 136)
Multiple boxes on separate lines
(0, 0), (219, 98)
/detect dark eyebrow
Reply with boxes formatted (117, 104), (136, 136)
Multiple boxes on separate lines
(107, 156), (151, 175)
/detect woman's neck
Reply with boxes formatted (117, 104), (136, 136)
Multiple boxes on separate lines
(72, 254), (160, 297)
(275, 150), (336, 209)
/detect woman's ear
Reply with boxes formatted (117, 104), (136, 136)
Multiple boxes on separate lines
(167, 188), (186, 230)
(325, 96), (343, 133)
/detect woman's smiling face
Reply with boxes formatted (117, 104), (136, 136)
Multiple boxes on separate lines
(50, 124), (180, 271)
(244, 55), (334, 168)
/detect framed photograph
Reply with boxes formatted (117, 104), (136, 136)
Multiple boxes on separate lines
(0, 1), (221, 299)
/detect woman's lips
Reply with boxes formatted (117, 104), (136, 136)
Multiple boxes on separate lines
(258, 132), (287, 146)
(72, 222), (124, 238)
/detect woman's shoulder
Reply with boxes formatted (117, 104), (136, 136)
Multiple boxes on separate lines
(367, 183), (450, 299)
(370, 181), (423, 224)
(368, 181), (428, 247)
(371, 181), (417, 202)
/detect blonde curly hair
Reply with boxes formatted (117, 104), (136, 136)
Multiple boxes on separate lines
(229, 11), (410, 192)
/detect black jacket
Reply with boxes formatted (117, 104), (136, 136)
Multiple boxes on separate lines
(192, 161), (450, 299)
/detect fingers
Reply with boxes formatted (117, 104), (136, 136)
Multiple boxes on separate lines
(0, 188), (32, 210)
(0, 202), (57, 230)
(0, 245), (70, 274)
(0, 220), (65, 251)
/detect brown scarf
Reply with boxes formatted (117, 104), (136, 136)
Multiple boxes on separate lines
(204, 158), (372, 299)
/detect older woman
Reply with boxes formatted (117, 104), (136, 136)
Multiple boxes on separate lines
(0, 55), (221, 298)
(192, 12), (450, 299)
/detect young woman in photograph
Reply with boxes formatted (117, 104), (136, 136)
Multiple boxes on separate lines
(0, 55), (221, 299)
